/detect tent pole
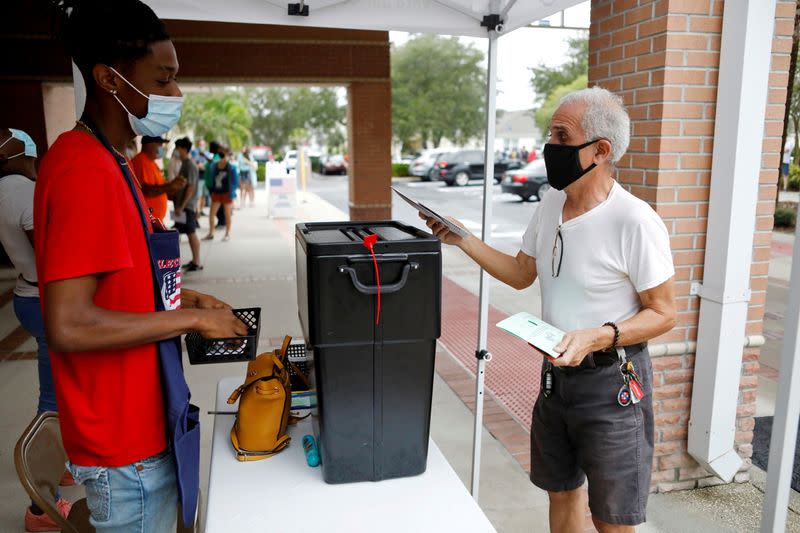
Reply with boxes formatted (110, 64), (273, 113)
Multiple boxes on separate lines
(761, 213), (800, 530)
(471, 28), (499, 501)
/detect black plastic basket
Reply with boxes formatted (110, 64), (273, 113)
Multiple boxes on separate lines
(185, 307), (261, 364)
(286, 340), (310, 391)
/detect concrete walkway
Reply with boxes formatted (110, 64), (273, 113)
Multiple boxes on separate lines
(0, 187), (798, 532)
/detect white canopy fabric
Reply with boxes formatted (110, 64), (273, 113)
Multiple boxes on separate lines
(147, 0), (585, 37)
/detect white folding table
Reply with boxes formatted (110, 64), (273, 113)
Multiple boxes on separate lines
(204, 377), (497, 533)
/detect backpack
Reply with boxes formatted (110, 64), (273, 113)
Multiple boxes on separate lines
(227, 336), (299, 461)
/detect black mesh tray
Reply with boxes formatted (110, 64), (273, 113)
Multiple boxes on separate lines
(185, 307), (261, 364)
(286, 340), (310, 391)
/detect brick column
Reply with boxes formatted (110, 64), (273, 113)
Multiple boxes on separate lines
(348, 81), (392, 220)
(589, 0), (794, 491)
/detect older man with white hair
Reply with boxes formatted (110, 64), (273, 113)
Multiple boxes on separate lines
(422, 86), (676, 532)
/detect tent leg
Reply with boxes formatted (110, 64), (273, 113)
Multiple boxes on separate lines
(470, 28), (499, 501)
(761, 218), (800, 531)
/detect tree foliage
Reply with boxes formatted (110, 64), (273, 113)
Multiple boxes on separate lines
(534, 74), (588, 137)
(177, 90), (252, 150)
(529, 36), (589, 106)
(392, 34), (486, 150)
(790, 73), (800, 160)
(249, 87), (345, 152)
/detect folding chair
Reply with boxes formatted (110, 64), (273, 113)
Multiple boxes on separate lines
(14, 411), (94, 533)
(16, 411), (202, 532)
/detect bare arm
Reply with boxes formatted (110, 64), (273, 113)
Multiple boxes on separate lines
(421, 214), (537, 290)
(552, 278), (677, 367)
(176, 181), (195, 213)
(141, 178), (185, 198)
(44, 275), (248, 353)
(459, 237), (537, 290)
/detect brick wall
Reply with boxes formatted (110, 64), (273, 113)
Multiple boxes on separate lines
(589, 0), (795, 491)
(348, 81), (393, 220)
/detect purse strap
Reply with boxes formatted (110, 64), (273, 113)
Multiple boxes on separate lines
(227, 336), (293, 404)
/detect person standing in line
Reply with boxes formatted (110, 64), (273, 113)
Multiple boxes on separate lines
(167, 143), (182, 181)
(131, 135), (185, 223)
(203, 140), (227, 229)
(421, 87), (676, 533)
(0, 127), (74, 532)
(172, 137), (203, 272)
(41, 1), (249, 530)
(193, 139), (210, 216)
(237, 147), (257, 208)
(203, 148), (238, 242)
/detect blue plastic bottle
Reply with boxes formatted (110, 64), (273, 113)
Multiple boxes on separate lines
(302, 435), (320, 467)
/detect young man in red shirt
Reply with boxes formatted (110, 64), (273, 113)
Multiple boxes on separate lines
(38, 1), (247, 530)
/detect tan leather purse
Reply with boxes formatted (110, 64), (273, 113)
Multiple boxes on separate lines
(227, 336), (294, 461)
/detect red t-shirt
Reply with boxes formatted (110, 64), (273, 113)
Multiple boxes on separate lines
(34, 130), (167, 467)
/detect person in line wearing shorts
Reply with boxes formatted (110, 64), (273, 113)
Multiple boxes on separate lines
(173, 137), (202, 271)
(203, 147), (238, 242)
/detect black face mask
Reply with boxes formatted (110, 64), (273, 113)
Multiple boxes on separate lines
(543, 139), (600, 191)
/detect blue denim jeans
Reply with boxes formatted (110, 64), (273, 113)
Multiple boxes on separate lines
(13, 295), (57, 413)
(68, 450), (178, 532)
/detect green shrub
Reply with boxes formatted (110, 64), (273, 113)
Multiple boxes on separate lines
(392, 163), (410, 177)
(774, 207), (796, 228)
(788, 164), (800, 191)
(257, 162), (266, 182)
(310, 156), (322, 173)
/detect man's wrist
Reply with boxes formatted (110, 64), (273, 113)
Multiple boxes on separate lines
(458, 234), (478, 252)
(596, 325), (616, 351)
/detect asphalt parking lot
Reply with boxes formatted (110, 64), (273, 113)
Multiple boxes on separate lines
(308, 173), (540, 254)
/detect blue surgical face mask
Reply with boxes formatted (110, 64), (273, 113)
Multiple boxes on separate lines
(0, 129), (37, 159)
(107, 66), (183, 137)
(157, 146), (166, 159)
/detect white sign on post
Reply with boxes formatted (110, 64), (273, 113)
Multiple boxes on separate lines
(266, 161), (297, 218)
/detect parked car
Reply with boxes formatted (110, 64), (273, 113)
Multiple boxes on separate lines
(250, 145), (272, 162)
(501, 160), (550, 201)
(435, 150), (524, 186)
(426, 152), (452, 181)
(410, 150), (444, 180)
(284, 149), (298, 171)
(321, 154), (347, 175)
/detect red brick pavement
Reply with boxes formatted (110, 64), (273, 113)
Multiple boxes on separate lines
(439, 277), (543, 431)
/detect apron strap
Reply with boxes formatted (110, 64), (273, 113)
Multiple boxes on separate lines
(79, 116), (166, 311)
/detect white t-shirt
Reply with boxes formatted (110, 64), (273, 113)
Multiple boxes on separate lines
(0, 174), (38, 298)
(521, 181), (674, 333)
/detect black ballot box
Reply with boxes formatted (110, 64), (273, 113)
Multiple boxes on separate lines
(295, 221), (442, 483)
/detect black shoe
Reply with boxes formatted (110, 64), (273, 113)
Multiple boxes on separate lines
(184, 262), (203, 272)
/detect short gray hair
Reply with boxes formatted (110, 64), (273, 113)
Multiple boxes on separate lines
(558, 86), (630, 163)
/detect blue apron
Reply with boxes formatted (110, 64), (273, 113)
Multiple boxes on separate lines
(82, 118), (200, 527)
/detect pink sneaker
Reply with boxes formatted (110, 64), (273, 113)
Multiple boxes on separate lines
(24, 498), (72, 532)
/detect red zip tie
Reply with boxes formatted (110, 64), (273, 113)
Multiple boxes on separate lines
(362, 234), (380, 325)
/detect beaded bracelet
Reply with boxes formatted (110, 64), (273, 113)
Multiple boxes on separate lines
(603, 321), (620, 350)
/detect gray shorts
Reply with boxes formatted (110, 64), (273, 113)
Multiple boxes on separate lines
(530, 348), (654, 526)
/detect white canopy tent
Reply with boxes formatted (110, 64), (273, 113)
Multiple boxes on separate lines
(139, 1), (798, 529)
(143, 0), (583, 501)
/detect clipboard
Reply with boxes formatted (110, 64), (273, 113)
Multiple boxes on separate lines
(391, 186), (471, 239)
